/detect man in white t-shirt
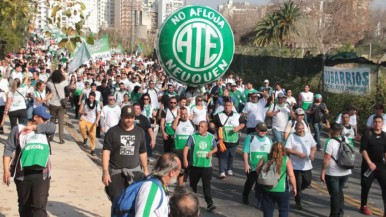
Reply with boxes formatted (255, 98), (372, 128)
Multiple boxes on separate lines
(285, 121), (317, 210)
(266, 92), (291, 143)
(242, 91), (268, 134)
(366, 103), (386, 132)
(143, 81), (159, 108)
(101, 95), (121, 133)
(320, 123), (351, 217)
(284, 108), (311, 140)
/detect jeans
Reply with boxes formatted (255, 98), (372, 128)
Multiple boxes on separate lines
(325, 175), (348, 217)
(218, 145), (237, 174)
(163, 136), (174, 153)
(272, 128), (284, 143)
(243, 171), (257, 198)
(8, 109), (27, 130)
(189, 167), (214, 206)
(49, 105), (65, 141)
(15, 171), (50, 217)
(294, 170), (312, 204)
(262, 190), (290, 217)
(313, 122), (322, 149)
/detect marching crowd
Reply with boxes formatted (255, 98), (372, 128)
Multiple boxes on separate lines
(1, 40), (386, 217)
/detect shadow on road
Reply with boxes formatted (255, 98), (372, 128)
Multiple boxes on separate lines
(47, 201), (102, 217)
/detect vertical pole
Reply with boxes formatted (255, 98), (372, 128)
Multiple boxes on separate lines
(131, 0), (135, 53)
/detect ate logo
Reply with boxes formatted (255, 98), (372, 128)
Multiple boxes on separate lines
(157, 5), (234, 86)
(199, 141), (207, 150)
(173, 19), (222, 71)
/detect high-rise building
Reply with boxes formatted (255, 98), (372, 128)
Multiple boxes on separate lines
(98, 0), (115, 28)
(158, 0), (185, 26)
(142, 0), (158, 34)
(30, 0), (50, 30)
(114, 0), (143, 30)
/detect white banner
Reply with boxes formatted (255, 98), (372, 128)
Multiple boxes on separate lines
(324, 66), (370, 95)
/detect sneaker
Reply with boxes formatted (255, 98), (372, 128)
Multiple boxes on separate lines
(83, 138), (88, 145)
(256, 200), (262, 210)
(207, 204), (216, 212)
(90, 150), (96, 156)
(295, 202), (302, 210)
(242, 196), (249, 205)
(218, 172), (226, 179)
(227, 170), (234, 176)
(359, 206), (372, 215)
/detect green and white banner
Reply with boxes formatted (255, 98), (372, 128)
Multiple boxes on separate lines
(87, 34), (111, 60)
(324, 66), (370, 95)
(157, 5), (235, 86)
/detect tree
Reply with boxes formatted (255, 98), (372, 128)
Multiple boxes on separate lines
(46, 0), (94, 53)
(0, 0), (33, 58)
(253, 1), (301, 47)
(291, 0), (370, 54)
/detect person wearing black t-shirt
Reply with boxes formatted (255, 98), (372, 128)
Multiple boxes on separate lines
(133, 104), (155, 157)
(359, 115), (386, 216)
(101, 105), (148, 204)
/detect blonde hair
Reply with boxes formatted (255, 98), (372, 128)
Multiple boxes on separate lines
(268, 142), (286, 174)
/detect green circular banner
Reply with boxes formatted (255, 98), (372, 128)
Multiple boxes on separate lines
(157, 5), (235, 86)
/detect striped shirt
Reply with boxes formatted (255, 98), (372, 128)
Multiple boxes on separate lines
(135, 181), (169, 217)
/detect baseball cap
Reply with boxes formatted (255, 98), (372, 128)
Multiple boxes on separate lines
(264, 79), (269, 83)
(121, 105), (135, 116)
(231, 83), (237, 87)
(33, 106), (52, 120)
(295, 108), (305, 115)
(277, 92), (286, 98)
(315, 94), (322, 99)
(256, 122), (268, 131)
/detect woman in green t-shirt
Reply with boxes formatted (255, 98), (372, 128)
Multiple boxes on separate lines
(256, 142), (297, 217)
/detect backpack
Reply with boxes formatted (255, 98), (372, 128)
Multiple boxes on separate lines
(331, 137), (355, 169)
(19, 132), (51, 170)
(257, 160), (285, 189)
(112, 177), (164, 217)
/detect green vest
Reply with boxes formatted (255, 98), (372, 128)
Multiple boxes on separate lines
(174, 120), (195, 150)
(20, 132), (50, 169)
(191, 133), (215, 167)
(218, 112), (240, 143)
(247, 135), (272, 171)
(264, 156), (288, 193)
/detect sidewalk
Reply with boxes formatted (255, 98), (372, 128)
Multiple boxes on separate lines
(0, 122), (110, 217)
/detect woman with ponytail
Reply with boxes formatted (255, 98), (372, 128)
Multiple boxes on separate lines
(2, 73), (29, 130)
(256, 142), (297, 217)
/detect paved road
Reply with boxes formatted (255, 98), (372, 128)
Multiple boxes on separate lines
(65, 111), (385, 217)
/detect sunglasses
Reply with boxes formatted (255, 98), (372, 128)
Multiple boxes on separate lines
(197, 99), (202, 101)
(143, 98), (149, 100)
(170, 102), (177, 104)
(109, 98), (115, 101)
(297, 114), (304, 116)
(259, 130), (267, 133)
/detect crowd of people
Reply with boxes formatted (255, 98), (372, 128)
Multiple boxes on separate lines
(1, 39), (386, 217)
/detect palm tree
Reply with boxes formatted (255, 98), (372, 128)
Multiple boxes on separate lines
(253, 1), (301, 47)
(275, 1), (302, 46)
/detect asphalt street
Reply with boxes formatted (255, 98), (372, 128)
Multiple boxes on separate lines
(64, 111), (385, 217)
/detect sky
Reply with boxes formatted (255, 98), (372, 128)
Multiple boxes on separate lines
(186, 0), (386, 10)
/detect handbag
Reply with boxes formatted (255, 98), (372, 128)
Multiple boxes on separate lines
(16, 90), (31, 108)
(53, 83), (67, 109)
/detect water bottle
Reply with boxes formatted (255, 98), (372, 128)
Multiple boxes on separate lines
(364, 168), (373, 177)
